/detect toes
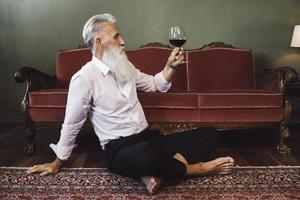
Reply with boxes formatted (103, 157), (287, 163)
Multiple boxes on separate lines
(219, 157), (235, 166)
(151, 177), (162, 193)
(150, 177), (156, 184)
(220, 162), (234, 168)
(217, 165), (235, 175)
(218, 163), (235, 172)
(141, 176), (162, 194)
(229, 157), (235, 164)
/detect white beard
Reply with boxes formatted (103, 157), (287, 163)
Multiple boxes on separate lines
(102, 46), (135, 83)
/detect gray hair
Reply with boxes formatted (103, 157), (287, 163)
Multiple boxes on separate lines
(82, 13), (116, 53)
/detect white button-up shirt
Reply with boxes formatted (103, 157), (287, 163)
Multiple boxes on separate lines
(50, 56), (171, 160)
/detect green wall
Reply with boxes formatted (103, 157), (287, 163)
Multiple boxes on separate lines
(1, 0), (300, 121)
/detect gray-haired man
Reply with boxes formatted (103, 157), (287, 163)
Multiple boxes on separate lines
(27, 13), (234, 193)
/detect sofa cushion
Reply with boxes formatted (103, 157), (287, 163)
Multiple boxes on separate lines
(138, 90), (284, 123)
(29, 89), (68, 107)
(28, 89), (283, 123)
(198, 89), (283, 109)
(30, 90), (199, 109)
(28, 89), (68, 122)
(187, 48), (255, 92)
(198, 108), (284, 123)
(143, 108), (200, 122)
(143, 108), (284, 123)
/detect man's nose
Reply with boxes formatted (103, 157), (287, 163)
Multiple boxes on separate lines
(119, 36), (125, 46)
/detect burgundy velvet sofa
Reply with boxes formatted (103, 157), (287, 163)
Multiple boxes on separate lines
(15, 42), (298, 156)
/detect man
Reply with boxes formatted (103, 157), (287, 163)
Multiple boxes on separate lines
(27, 13), (234, 193)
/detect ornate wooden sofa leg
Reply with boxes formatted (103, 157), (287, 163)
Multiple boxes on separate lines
(23, 124), (36, 155)
(276, 124), (291, 156)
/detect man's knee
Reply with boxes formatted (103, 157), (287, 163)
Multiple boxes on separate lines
(110, 143), (157, 177)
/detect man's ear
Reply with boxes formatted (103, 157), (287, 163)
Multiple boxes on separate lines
(95, 37), (102, 46)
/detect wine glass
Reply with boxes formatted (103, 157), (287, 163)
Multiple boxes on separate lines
(169, 26), (187, 47)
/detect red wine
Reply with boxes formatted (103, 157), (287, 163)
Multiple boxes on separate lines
(169, 39), (186, 47)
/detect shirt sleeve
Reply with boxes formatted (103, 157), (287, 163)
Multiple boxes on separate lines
(134, 67), (171, 92)
(49, 74), (92, 160)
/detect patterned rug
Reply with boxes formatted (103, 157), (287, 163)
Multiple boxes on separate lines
(1, 166), (300, 199)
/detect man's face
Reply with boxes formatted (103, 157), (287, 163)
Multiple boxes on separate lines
(99, 22), (125, 51)
(98, 22), (134, 83)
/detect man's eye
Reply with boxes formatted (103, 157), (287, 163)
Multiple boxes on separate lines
(114, 34), (120, 40)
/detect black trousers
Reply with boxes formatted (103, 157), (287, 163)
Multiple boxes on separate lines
(105, 127), (219, 179)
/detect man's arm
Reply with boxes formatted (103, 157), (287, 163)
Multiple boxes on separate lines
(162, 47), (185, 82)
(135, 47), (185, 92)
(27, 74), (92, 176)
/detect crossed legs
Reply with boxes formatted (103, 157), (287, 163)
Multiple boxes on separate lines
(106, 127), (235, 193)
(141, 154), (234, 193)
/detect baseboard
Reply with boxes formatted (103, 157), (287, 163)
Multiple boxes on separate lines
(0, 116), (24, 123)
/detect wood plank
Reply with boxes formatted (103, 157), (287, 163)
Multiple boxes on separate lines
(0, 123), (299, 167)
(235, 147), (279, 166)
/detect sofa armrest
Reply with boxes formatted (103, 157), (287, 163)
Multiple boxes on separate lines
(14, 66), (57, 117)
(14, 66), (56, 91)
(256, 66), (298, 92)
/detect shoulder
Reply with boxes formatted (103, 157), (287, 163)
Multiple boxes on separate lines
(70, 61), (96, 87)
(75, 61), (97, 77)
(72, 61), (99, 78)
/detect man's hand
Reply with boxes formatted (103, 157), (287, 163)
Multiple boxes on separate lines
(163, 47), (185, 82)
(26, 158), (63, 176)
(166, 47), (185, 69)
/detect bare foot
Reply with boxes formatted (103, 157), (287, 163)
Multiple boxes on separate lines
(214, 160), (235, 175)
(140, 176), (162, 194)
(186, 157), (234, 176)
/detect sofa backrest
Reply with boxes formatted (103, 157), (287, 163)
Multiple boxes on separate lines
(56, 46), (188, 91)
(56, 48), (92, 88)
(56, 43), (255, 92)
(126, 47), (188, 91)
(187, 48), (255, 92)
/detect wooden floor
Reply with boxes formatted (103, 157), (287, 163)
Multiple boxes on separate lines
(1, 122), (300, 167)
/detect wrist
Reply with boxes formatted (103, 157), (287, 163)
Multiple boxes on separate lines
(167, 64), (177, 70)
(53, 157), (64, 168)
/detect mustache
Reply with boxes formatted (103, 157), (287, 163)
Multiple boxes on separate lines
(105, 45), (125, 55)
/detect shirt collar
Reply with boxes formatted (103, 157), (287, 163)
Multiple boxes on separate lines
(92, 56), (110, 76)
